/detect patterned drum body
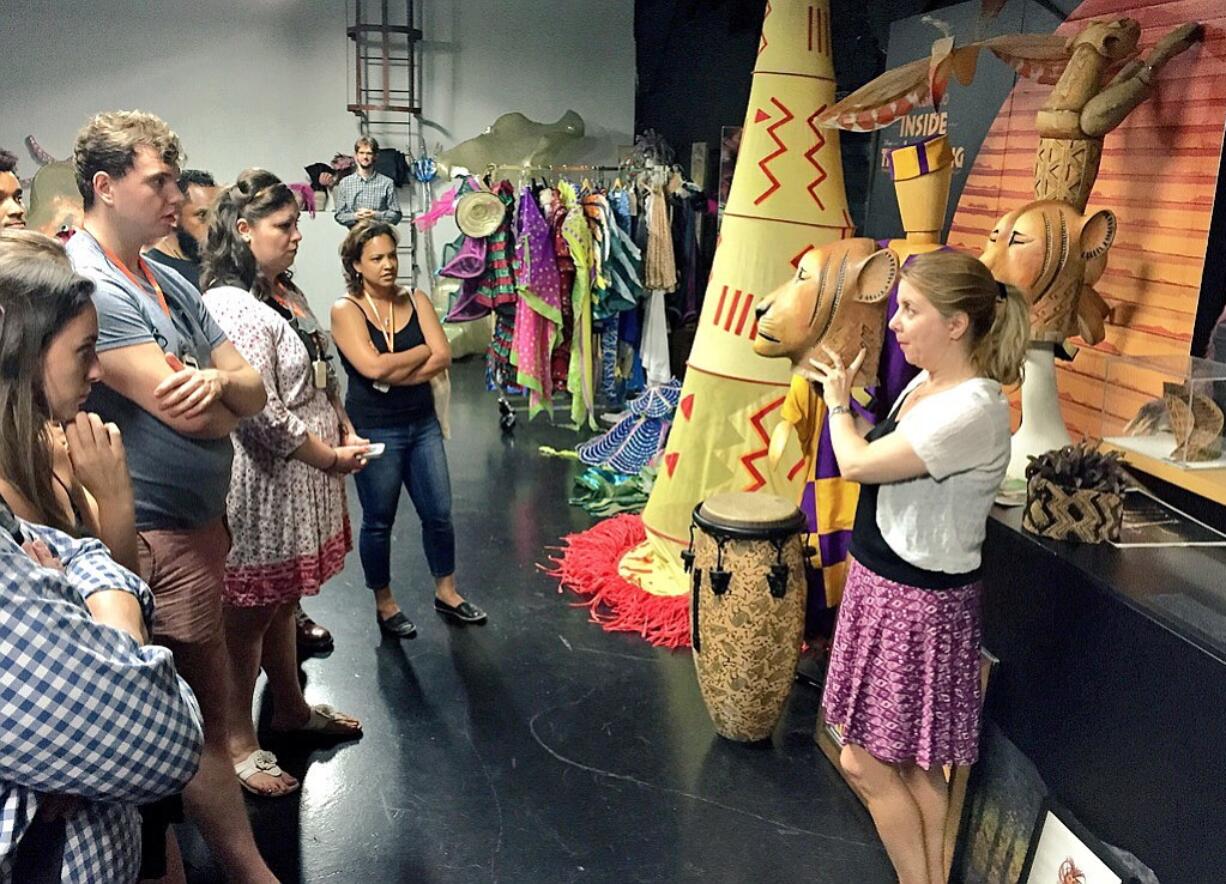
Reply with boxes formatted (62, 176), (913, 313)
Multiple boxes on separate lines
(688, 492), (808, 742)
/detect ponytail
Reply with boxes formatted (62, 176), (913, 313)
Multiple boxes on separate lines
(973, 283), (1028, 387)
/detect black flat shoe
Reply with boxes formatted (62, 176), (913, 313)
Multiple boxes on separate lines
(377, 611), (417, 639)
(433, 598), (487, 624)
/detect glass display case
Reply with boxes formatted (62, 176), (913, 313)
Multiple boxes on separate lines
(1100, 353), (1226, 467)
(1099, 352), (1226, 506)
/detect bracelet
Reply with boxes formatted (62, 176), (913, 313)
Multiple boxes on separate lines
(829, 405), (851, 417)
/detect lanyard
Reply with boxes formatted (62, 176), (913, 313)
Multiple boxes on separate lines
(100, 244), (171, 317)
(270, 282), (308, 318)
(363, 290), (397, 354)
(269, 282), (325, 364)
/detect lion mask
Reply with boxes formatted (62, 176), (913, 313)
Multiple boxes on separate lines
(980, 199), (1116, 345)
(752, 238), (899, 385)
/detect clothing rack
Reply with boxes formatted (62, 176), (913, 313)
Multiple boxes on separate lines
(479, 160), (685, 196)
(481, 160), (655, 187)
(486, 162), (638, 174)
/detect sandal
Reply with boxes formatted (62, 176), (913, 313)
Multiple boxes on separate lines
(234, 749), (299, 797)
(272, 703), (363, 739)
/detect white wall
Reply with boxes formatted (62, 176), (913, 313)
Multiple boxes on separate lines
(0, 0), (635, 317)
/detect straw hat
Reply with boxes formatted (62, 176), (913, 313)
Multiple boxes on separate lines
(454, 191), (505, 238)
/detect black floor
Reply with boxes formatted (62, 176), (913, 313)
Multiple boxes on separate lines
(182, 358), (894, 883)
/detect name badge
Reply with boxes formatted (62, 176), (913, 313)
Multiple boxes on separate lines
(313, 360), (328, 390)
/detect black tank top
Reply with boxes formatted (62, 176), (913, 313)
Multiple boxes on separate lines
(338, 298), (434, 429)
(848, 392), (982, 590)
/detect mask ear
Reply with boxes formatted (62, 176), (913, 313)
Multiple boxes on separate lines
(1080, 209), (1116, 261)
(852, 248), (899, 304)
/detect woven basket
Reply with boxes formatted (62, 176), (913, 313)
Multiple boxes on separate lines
(1022, 475), (1122, 543)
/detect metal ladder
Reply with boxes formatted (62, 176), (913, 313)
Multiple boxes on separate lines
(346, 0), (429, 292)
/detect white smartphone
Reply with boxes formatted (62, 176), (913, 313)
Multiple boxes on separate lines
(364, 443), (386, 460)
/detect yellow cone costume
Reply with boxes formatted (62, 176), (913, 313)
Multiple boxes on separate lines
(626, 0), (857, 595)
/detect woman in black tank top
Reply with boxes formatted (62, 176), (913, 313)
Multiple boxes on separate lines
(332, 222), (486, 637)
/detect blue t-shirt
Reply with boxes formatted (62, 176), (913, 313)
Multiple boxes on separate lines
(66, 230), (234, 531)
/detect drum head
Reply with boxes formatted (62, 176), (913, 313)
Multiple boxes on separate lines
(695, 492), (805, 537)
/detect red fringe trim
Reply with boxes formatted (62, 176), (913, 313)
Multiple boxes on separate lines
(541, 514), (692, 650)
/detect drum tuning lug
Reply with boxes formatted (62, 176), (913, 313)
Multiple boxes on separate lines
(709, 569), (732, 595)
(768, 564), (789, 598)
(681, 548), (695, 573)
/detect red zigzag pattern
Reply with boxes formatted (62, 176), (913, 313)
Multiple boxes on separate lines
(805, 105), (828, 210)
(754, 97), (793, 206)
(758, 0), (772, 55)
(740, 396), (786, 491)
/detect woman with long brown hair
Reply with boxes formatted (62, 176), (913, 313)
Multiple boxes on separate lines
(0, 229), (193, 883)
(0, 228), (137, 572)
(201, 169), (365, 798)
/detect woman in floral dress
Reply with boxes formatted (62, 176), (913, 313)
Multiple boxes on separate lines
(201, 169), (367, 797)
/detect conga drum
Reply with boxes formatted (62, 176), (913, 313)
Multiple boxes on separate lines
(684, 491), (808, 742)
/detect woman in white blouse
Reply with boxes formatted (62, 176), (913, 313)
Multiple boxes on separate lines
(807, 250), (1028, 884)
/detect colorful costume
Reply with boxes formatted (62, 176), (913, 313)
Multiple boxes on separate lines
(576, 381), (682, 475)
(510, 187), (563, 418)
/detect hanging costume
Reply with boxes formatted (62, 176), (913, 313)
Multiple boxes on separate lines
(560, 184), (597, 428)
(510, 187), (563, 418)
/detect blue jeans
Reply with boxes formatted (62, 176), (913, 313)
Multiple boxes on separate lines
(352, 415), (455, 589)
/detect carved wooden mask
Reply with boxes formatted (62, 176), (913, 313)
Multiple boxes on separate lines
(980, 199), (1116, 344)
(752, 238), (899, 385)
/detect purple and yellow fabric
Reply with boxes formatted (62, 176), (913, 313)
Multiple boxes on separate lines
(560, 182), (597, 429)
(788, 247), (931, 611)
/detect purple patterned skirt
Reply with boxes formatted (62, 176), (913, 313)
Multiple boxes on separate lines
(821, 560), (983, 769)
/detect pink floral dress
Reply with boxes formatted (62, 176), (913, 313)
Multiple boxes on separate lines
(202, 285), (352, 607)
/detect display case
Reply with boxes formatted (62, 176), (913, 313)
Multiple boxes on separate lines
(1098, 352), (1226, 506)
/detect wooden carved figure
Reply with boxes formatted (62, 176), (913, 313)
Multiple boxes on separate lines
(980, 200), (1117, 478)
(983, 199), (1116, 345)
(752, 238), (898, 467)
(752, 239), (898, 387)
(1034, 19), (1203, 211)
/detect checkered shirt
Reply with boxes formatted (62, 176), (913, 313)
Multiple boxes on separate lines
(0, 521), (203, 883)
(333, 171), (402, 227)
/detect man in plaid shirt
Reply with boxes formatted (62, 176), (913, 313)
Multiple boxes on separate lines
(334, 136), (402, 228)
(0, 508), (203, 882)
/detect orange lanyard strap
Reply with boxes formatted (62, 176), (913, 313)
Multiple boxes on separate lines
(271, 282), (327, 364)
(100, 244), (171, 317)
(270, 282), (308, 318)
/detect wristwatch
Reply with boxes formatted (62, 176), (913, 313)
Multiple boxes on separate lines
(829, 405), (851, 417)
